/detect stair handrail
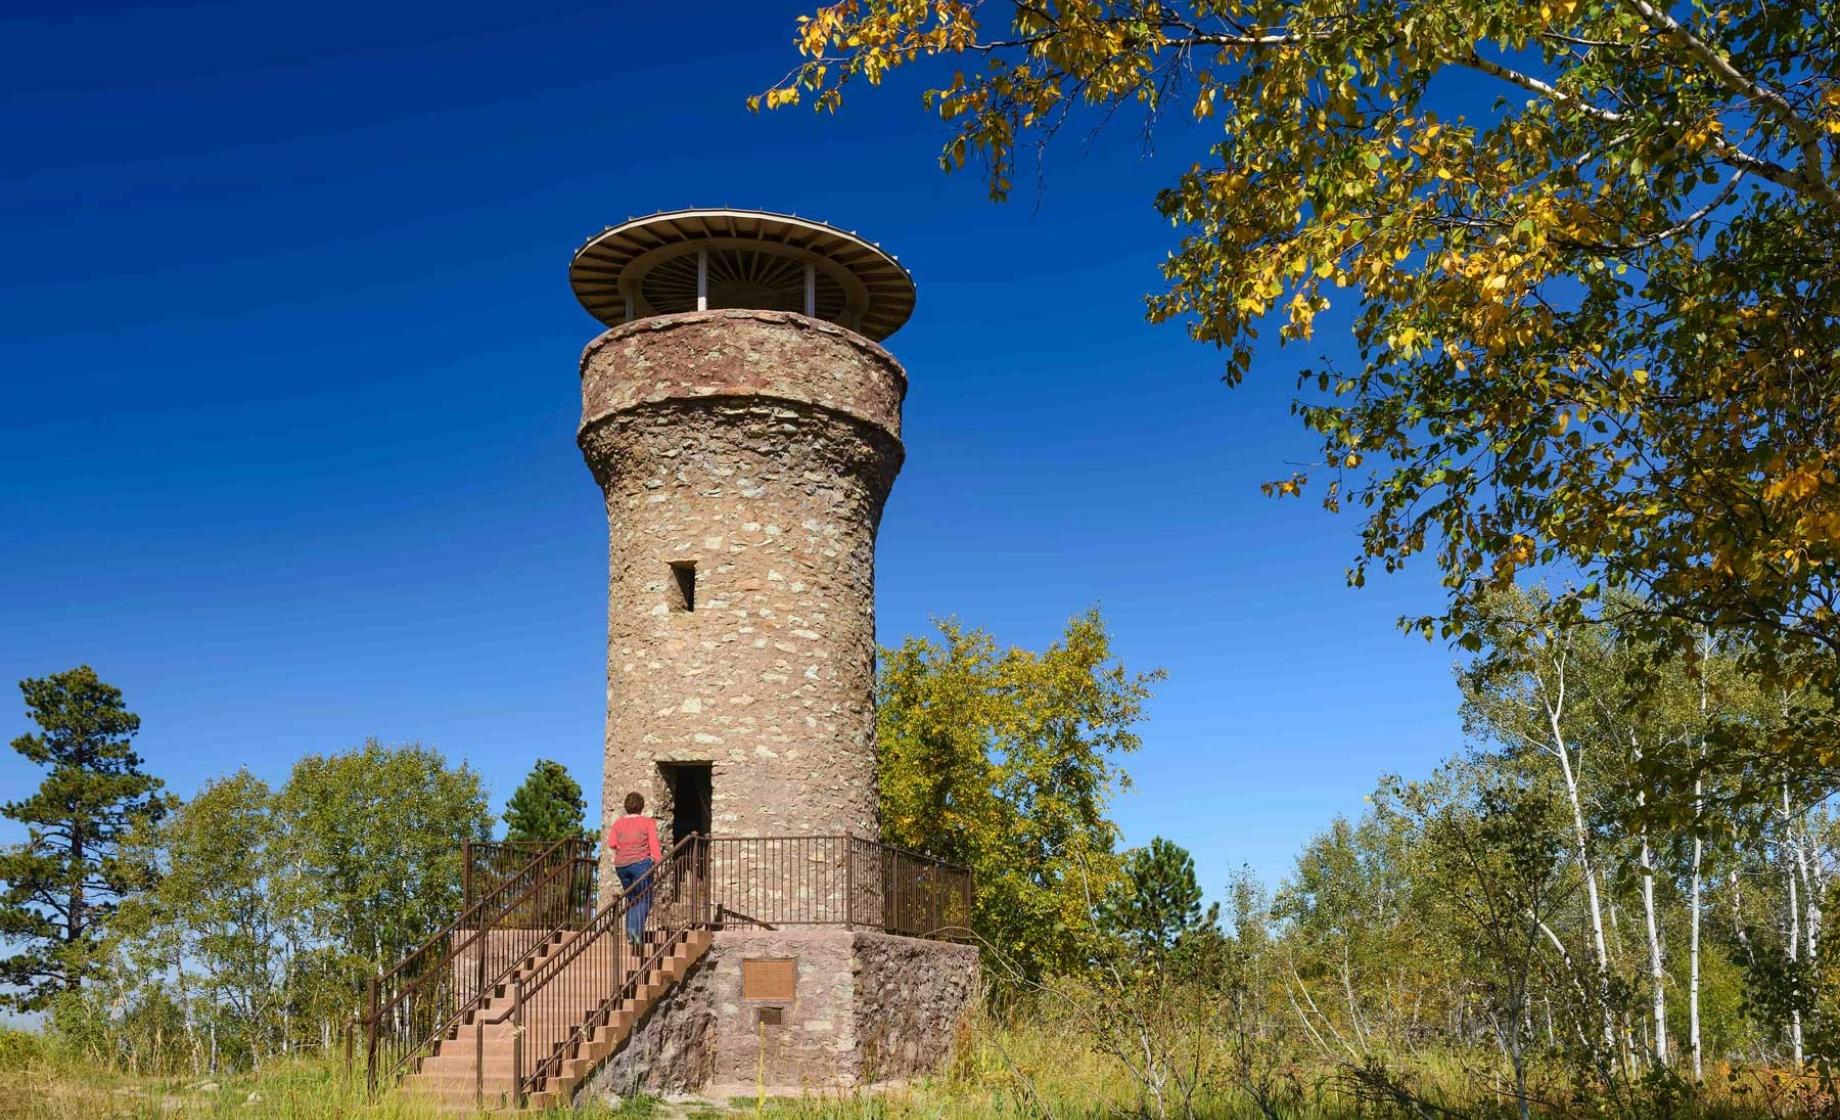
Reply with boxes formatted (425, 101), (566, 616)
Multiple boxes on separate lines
(463, 839), (587, 908)
(495, 833), (707, 1106)
(374, 836), (582, 994)
(363, 836), (597, 1091)
(383, 845), (593, 1023)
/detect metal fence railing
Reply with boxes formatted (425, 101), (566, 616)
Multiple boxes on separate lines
(361, 832), (971, 1105)
(504, 833), (971, 1106)
(701, 835), (974, 940)
(462, 839), (594, 910)
(506, 834), (707, 1104)
(363, 837), (598, 1092)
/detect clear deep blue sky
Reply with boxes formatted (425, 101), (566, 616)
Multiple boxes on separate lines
(1, 0), (1473, 892)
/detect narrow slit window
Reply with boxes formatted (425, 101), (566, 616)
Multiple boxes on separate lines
(669, 561), (697, 612)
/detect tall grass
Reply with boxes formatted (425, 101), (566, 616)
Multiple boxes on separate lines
(4, 1018), (1829, 1120)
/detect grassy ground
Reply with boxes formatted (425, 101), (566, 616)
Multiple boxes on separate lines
(0, 1020), (1244, 1120)
(2, 1021), (1825, 1120)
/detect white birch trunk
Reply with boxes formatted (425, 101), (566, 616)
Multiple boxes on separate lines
(1639, 816), (1668, 1064)
(1632, 730), (1668, 1065)
(1544, 673), (1617, 1053)
(1783, 781), (1805, 1066)
(1794, 823), (1822, 962)
(1689, 630), (1706, 1081)
(1689, 790), (1703, 1080)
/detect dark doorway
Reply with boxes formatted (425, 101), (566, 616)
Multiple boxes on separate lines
(659, 762), (712, 845)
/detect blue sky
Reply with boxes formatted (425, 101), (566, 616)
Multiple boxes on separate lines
(0, 0), (1474, 894)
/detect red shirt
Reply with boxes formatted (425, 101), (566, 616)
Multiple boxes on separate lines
(608, 815), (661, 867)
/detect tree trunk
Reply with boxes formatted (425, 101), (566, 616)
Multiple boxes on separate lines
(1547, 693), (1616, 1053)
(1689, 789), (1703, 1080)
(1639, 819), (1669, 1064)
(66, 740), (88, 992)
(1689, 631), (1706, 1081)
(1793, 822), (1822, 963)
(1783, 781), (1805, 1066)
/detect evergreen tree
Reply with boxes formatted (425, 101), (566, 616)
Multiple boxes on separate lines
(1112, 836), (1208, 955)
(0, 666), (168, 1010)
(503, 759), (587, 843)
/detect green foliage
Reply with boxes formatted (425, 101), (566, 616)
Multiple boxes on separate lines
(1110, 836), (1209, 955)
(274, 739), (491, 978)
(1283, 592), (1838, 1091)
(49, 740), (493, 1074)
(0, 1024), (49, 1069)
(759, 0), (1840, 736)
(0, 666), (169, 1010)
(876, 608), (1162, 985)
(112, 769), (288, 1069)
(1806, 878), (1840, 1072)
(503, 758), (588, 843)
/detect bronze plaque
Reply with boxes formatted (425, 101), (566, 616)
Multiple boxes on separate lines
(742, 957), (796, 1001)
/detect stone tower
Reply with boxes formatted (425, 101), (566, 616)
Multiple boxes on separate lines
(568, 209), (915, 860)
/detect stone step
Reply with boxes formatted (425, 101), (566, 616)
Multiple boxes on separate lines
(532, 929), (716, 1106)
(401, 925), (715, 1112)
(408, 1067), (520, 1087)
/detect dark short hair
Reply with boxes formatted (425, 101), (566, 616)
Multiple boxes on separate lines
(624, 791), (645, 814)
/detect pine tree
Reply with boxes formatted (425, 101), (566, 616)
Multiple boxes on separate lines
(0, 666), (168, 1010)
(1112, 836), (1207, 955)
(503, 759), (587, 843)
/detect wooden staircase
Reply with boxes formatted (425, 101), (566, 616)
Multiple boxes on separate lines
(401, 927), (715, 1112)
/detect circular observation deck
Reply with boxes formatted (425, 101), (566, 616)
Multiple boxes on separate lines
(569, 208), (916, 342)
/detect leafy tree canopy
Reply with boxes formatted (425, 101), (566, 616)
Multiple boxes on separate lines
(503, 758), (588, 843)
(876, 608), (1162, 985)
(0, 666), (168, 1010)
(759, 0), (1840, 716)
(273, 739), (492, 977)
(111, 769), (287, 1067)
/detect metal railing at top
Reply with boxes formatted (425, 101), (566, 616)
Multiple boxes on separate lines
(462, 838), (595, 910)
(700, 834), (974, 940)
(362, 836), (598, 1092)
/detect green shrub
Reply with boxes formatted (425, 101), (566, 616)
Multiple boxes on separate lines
(0, 1026), (48, 1070)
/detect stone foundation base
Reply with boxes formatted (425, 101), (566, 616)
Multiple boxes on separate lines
(583, 929), (978, 1100)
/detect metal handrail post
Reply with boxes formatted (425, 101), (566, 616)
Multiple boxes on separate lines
(513, 978), (525, 1109)
(364, 975), (379, 1096)
(843, 831), (855, 929)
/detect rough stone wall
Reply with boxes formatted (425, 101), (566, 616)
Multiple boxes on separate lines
(580, 310), (906, 890)
(706, 930), (861, 1093)
(852, 932), (979, 1083)
(582, 309), (906, 439)
(588, 942), (721, 1097)
(580, 929), (980, 1103)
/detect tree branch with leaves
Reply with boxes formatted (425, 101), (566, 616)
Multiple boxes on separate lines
(757, 0), (1840, 751)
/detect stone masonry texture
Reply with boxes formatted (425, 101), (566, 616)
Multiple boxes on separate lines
(583, 929), (980, 1101)
(579, 308), (907, 886)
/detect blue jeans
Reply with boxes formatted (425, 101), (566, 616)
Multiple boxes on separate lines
(616, 858), (654, 944)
